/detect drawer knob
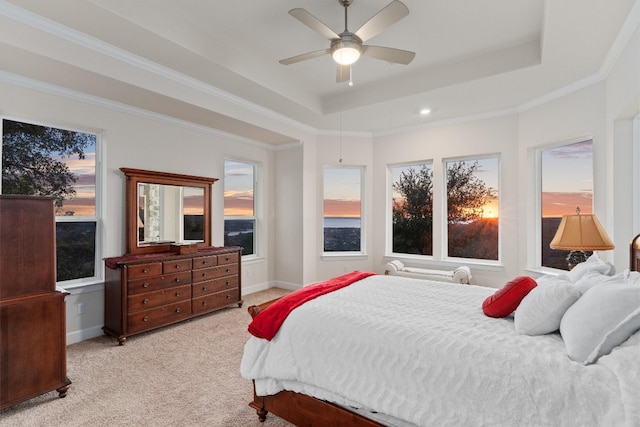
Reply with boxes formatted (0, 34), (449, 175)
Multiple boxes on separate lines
(175, 278), (180, 283)
(225, 268), (230, 273)
(176, 264), (181, 269)
(226, 294), (231, 299)
(202, 272), (207, 277)
(175, 291), (181, 297)
(143, 298), (149, 305)
(202, 286), (207, 291)
(143, 316), (149, 322)
(226, 280), (230, 286)
(143, 282), (150, 288)
(142, 268), (149, 273)
(175, 308), (181, 313)
(225, 257), (230, 262)
(202, 301), (208, 306)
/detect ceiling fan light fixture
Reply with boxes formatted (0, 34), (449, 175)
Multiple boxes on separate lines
(331, 39), (362, 65)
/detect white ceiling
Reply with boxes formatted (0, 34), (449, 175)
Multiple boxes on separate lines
(0, 0), (636, 145)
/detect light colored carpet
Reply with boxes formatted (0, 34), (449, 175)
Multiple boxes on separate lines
(0, 288), (294, 427)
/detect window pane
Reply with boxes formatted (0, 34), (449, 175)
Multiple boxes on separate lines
(2, 119), (98, 283)
(224, 159), (256, 256)
(224, 160), (254, 216)
(56, 221), (96, 281)
(323, 167), (362, 252)
(390, 163), (433, 255)
(541, 140), (593, 270)
(446, 158), (499, 260)
(2, 119), (96, 216)
(224, 219), (254, 256)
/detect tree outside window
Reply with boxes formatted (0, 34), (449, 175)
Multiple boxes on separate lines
(446, 158), (499, 260)
(540, 140), (593, 270)
(390, 162), (433, 255)
(2, 118), (98, 283)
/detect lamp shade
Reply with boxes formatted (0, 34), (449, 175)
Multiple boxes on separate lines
(549, 213), (615, 251)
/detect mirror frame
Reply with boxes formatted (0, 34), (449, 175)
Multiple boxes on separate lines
(121, 167), (218, 255)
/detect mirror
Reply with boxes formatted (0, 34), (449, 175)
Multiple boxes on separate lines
(137, 183), (205, 245)
(121, 168), (218, 255)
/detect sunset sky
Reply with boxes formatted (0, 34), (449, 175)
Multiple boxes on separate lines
(60, 141), (591, 220)
(323, 167), (362, 218)
(57, 149), (96, 216)
(224, 160), (254, 217)
(541, 139), (593, 217)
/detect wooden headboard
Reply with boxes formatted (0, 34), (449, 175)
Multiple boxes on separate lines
(632, 234), (640, 272)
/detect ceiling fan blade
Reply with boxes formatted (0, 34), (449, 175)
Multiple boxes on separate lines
(289, 8), (340, 40)
(280, 49), (330, 65)
(354, 0), (409, 42)
(362, 45), (415, 65)
(336, 65), (350, 82)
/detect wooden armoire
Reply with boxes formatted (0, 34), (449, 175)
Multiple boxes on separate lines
(0, 195), (71, 410)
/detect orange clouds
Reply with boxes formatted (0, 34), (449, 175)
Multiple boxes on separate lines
(324, 199), (361, 217)
(542, 192), (593, 217)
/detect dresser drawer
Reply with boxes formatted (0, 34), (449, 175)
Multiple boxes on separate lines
(127, 271), (192, 295)
(192, 276), (238, 298)
(192, 255), (218, 270)
(192, 266), (217, 283)
(212, 263), (239, 278)
(192, 289), (239, 315)
(126, 262), (162, 279)
(162, 259), (192, 273)
(127, 300), (192, 334)
(127, 284), (191, 312)
(217, 252), (239, 265)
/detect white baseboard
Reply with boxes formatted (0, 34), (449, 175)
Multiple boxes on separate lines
(66, 325), (104, 345)
(242, 280), (301, 296)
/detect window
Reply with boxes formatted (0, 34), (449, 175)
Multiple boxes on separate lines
(224, 159), (256, 256)
(540, 139), (593, 270)
(445, 157), (499, 260)
(389, 162), (434, 255)
(1, 118), (100, 284)
(323, 166), (363, 253)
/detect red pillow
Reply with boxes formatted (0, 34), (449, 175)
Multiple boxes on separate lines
(482, 276), (537, 318)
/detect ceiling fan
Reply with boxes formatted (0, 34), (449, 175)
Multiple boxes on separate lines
(279, 0), (416, 82)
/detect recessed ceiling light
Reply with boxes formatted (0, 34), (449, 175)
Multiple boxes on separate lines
(420, 108), (431, 115)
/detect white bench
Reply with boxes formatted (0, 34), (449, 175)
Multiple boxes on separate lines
(384, 260), (472, 284)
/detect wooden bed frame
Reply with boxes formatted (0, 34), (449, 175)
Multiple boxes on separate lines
(246, 234), (640, 426)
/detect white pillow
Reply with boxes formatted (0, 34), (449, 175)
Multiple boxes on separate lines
(514, 277), (580, 335)
(573, 270), (610, 295)
(565, 253), (614, 282)
(560, 273), (640, 364)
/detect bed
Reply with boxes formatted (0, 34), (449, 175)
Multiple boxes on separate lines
(240, 236), (640, 427)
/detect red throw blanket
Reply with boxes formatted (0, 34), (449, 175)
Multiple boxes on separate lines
(248, 271), (376, 341)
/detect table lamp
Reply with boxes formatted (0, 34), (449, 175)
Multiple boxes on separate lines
(549, 207), (615, 269)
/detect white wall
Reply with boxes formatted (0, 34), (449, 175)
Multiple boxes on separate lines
(272, 145), (304, 290)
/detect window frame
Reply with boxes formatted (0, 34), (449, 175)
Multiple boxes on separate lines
(1, 116), (103, 288)
(321, 165), (366, 257)
(386, 160), (435, 259)
(223, 158), (259, 259)
(535, 137), (594, 272)
(443, 154), (501, 264)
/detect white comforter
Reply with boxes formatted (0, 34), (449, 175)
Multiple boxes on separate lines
(241, 275), (640, 427)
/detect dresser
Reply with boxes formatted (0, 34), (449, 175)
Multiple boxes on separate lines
(0, 195), (71, 410)
(103, 247), (242, 345)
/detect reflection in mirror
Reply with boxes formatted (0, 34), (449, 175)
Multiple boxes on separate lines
(137, 183), (205, 246)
